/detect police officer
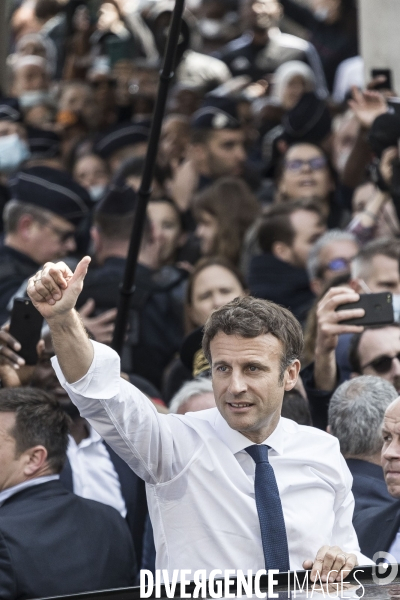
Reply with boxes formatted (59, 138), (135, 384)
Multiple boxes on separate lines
(0, 165), (90, 324)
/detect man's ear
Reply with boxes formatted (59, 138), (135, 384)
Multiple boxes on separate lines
(17, 214), (35, 239)
(272, 241), (292, 263)
(284, 359), (301, 391)
(326, 424), (331, 434)
(23, 445), (48, 477)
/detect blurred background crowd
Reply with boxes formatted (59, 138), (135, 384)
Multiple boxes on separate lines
(1, 0), (400, 597)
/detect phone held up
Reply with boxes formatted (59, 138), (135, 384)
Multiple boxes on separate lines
(336, 292), (394, 327)
(9, 298), (43, 365)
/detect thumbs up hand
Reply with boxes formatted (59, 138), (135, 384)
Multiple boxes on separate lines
(27, 257), (91, 321)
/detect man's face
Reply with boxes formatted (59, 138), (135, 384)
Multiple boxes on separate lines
(205, 130), (247, 179)
(279, 144), (332, 200)
(361, 255), (400, 295)
(243, 0), (282, 32)
(26, 213), (77, 264)
(0, 412), (27, 492)
(382, 399), (400, 498)
(12, 64), (48, 95)
(210, 332), (299, 443)
(358, 327), (400, 392)
(286, 209), (326, 269)
(312, 239), (359, 296)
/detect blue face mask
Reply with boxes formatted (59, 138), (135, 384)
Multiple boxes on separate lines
(88, 184), (106, 201)
(0, 133), (31, 173)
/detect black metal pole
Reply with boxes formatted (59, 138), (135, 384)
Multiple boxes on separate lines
(111, 0), (185, 354)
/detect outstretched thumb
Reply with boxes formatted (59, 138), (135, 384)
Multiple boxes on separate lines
(71, 256), (91, 287)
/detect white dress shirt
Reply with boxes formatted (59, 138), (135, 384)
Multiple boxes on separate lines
(67, 427), (127, 517)
(52, 341), (372, 575)
(388, 531), (400, 563)
(0, 475), (59, 507)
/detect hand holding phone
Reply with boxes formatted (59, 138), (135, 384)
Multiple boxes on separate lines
(336, 292), (394, 326)
(316, 287), (365, 355)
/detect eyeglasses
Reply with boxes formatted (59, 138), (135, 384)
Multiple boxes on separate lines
(362, 352), (400, 374)
(43, 222), (75, 243)
(319, 258), (351, 276)
(285, 156), (327, 172)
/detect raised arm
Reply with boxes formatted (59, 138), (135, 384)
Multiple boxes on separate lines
(27, 257), (93, 383)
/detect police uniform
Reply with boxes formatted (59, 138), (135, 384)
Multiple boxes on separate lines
(0, 166), (90, 324)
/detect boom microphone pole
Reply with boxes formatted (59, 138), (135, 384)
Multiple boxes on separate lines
(111, 0), (185, 355)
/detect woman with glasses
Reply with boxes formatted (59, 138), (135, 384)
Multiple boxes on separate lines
(275, 142), (347, 228)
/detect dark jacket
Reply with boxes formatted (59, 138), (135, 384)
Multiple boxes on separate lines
(0, 480), (135, 599)
(346, 459), (396, 518)
(0, 246), (39, 325)
(248, 253), (314, 324)
(60, 441), (147, 569)
(216, 30), (327, 96)
(353, 499), (400, 560)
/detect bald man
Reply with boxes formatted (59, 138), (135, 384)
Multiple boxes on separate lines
(354, 397), (400, 561)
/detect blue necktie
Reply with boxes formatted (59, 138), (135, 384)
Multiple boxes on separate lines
(246, 444), (290, 573)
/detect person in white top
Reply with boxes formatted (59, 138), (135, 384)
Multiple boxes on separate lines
(27, 257), (372, 582)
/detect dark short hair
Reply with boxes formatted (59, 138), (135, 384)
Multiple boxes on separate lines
(257, 199), (323, 253)
(0, 387), (69, 473)
(281, 390), (312, 425)
(94, 211), (135, 241)
(202, 296), (303, 381)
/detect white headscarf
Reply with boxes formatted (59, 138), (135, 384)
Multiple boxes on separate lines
(272, 60), (316, 104)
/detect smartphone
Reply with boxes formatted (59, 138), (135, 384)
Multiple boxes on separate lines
(9, 298), (43, 365)
(371, 69), (393, 91)
(336, 292), (394, 326)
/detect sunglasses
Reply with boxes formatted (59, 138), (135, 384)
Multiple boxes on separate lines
(285, 156), (327, 172)
(44, 222), (75, 243)
(362, 352), (400, 374)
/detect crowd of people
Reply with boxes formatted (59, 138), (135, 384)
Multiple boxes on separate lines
(0, 0), (400, 597)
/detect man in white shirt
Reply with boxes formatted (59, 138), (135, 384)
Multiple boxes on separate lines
(27, 257), (371, 583)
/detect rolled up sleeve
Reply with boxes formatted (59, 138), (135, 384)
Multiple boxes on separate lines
(51, 341), (200, 484)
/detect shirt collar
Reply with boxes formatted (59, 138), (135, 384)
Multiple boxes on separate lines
(214, 411), (285, 456)
(0, 475), (59, 507)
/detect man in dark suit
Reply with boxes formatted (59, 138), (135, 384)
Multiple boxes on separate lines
(328, 376), (397, 518)
(354, 396), (400, 560)
(28, 338), (148, 567)
(0, 387), (135, 600)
